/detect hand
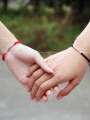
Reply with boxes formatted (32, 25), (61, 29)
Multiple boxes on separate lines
(5, 43), (53, 101)
(28, 47), (88, 101)
(27, 63), (59, 101)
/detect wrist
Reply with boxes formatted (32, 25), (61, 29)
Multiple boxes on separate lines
(0, 39), (17, 55)
(9, 43), (23, 56)
(68, 47), (89, 66)
(73, 36), (90, 58)
(0, 21), (18, 54)
(2, 41), (22, 61)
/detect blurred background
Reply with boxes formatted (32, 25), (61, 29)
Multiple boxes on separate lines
(0, 0), (90, 120)
(0, 0), (90, 52)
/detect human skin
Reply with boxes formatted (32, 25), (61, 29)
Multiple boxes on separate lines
(0, 21), (55, 101)
(27, 48), (88, 101)
(27, 22), (90, 101)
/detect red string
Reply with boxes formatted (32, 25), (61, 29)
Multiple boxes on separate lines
(2, 53), (6, 61)
(2, 41), (22, 61)
(14, 41), (22, 45)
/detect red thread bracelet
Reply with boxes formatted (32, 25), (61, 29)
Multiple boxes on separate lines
(2, 41), (22, 61)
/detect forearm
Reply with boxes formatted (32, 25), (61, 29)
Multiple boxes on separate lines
(74, 22), (90, 58)
(0, 21), (17, 54)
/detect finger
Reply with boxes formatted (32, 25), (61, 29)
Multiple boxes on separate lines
(42, 96), (48, 102)
(35, 53), (53, 74)
(46, 90), (52, 96)
(31, 73), (52, 99)
(26, 64), (39, 77)
(53, 86), (59, 93)
(45, 86), (59, 97)
(35, 76), (65, 101)
(56, 78), (80, 100)
(30, 94), (48, 102)
(34, 95), (48, 102)
(19, 76), (28, 87)
(27, 69), (44, 92)
(45, 86), (59, 96)
(46, 86), (59, 96)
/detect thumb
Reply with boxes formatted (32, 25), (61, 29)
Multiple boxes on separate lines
(56, 78), (79, 100)
(34, 53), (53, 74)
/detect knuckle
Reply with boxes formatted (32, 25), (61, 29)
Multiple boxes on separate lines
(32, 50), (39, 57)
(35, 81), (40, 88)
(34, 70), (40, 77)
(40, 85), (45, 92)
(38, 69), (43, 74)
(32, 72), (38, 79)
(35, 51), (40, 56)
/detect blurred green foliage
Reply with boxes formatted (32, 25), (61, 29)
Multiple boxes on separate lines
(0, 0), (89, 52)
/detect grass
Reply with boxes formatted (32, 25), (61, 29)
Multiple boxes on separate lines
(0, 8), (85, 53)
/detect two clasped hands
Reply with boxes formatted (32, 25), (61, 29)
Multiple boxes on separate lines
(0, 21), (90, 102)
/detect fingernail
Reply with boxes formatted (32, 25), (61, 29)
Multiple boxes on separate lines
(57, 96), (63, 100)
(54, 87), (59, 93)
(47, 68), (53, 74)
(46, 90), (52, 96)
(42, 96), (48, 102)
(36, 99), (40, 102)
